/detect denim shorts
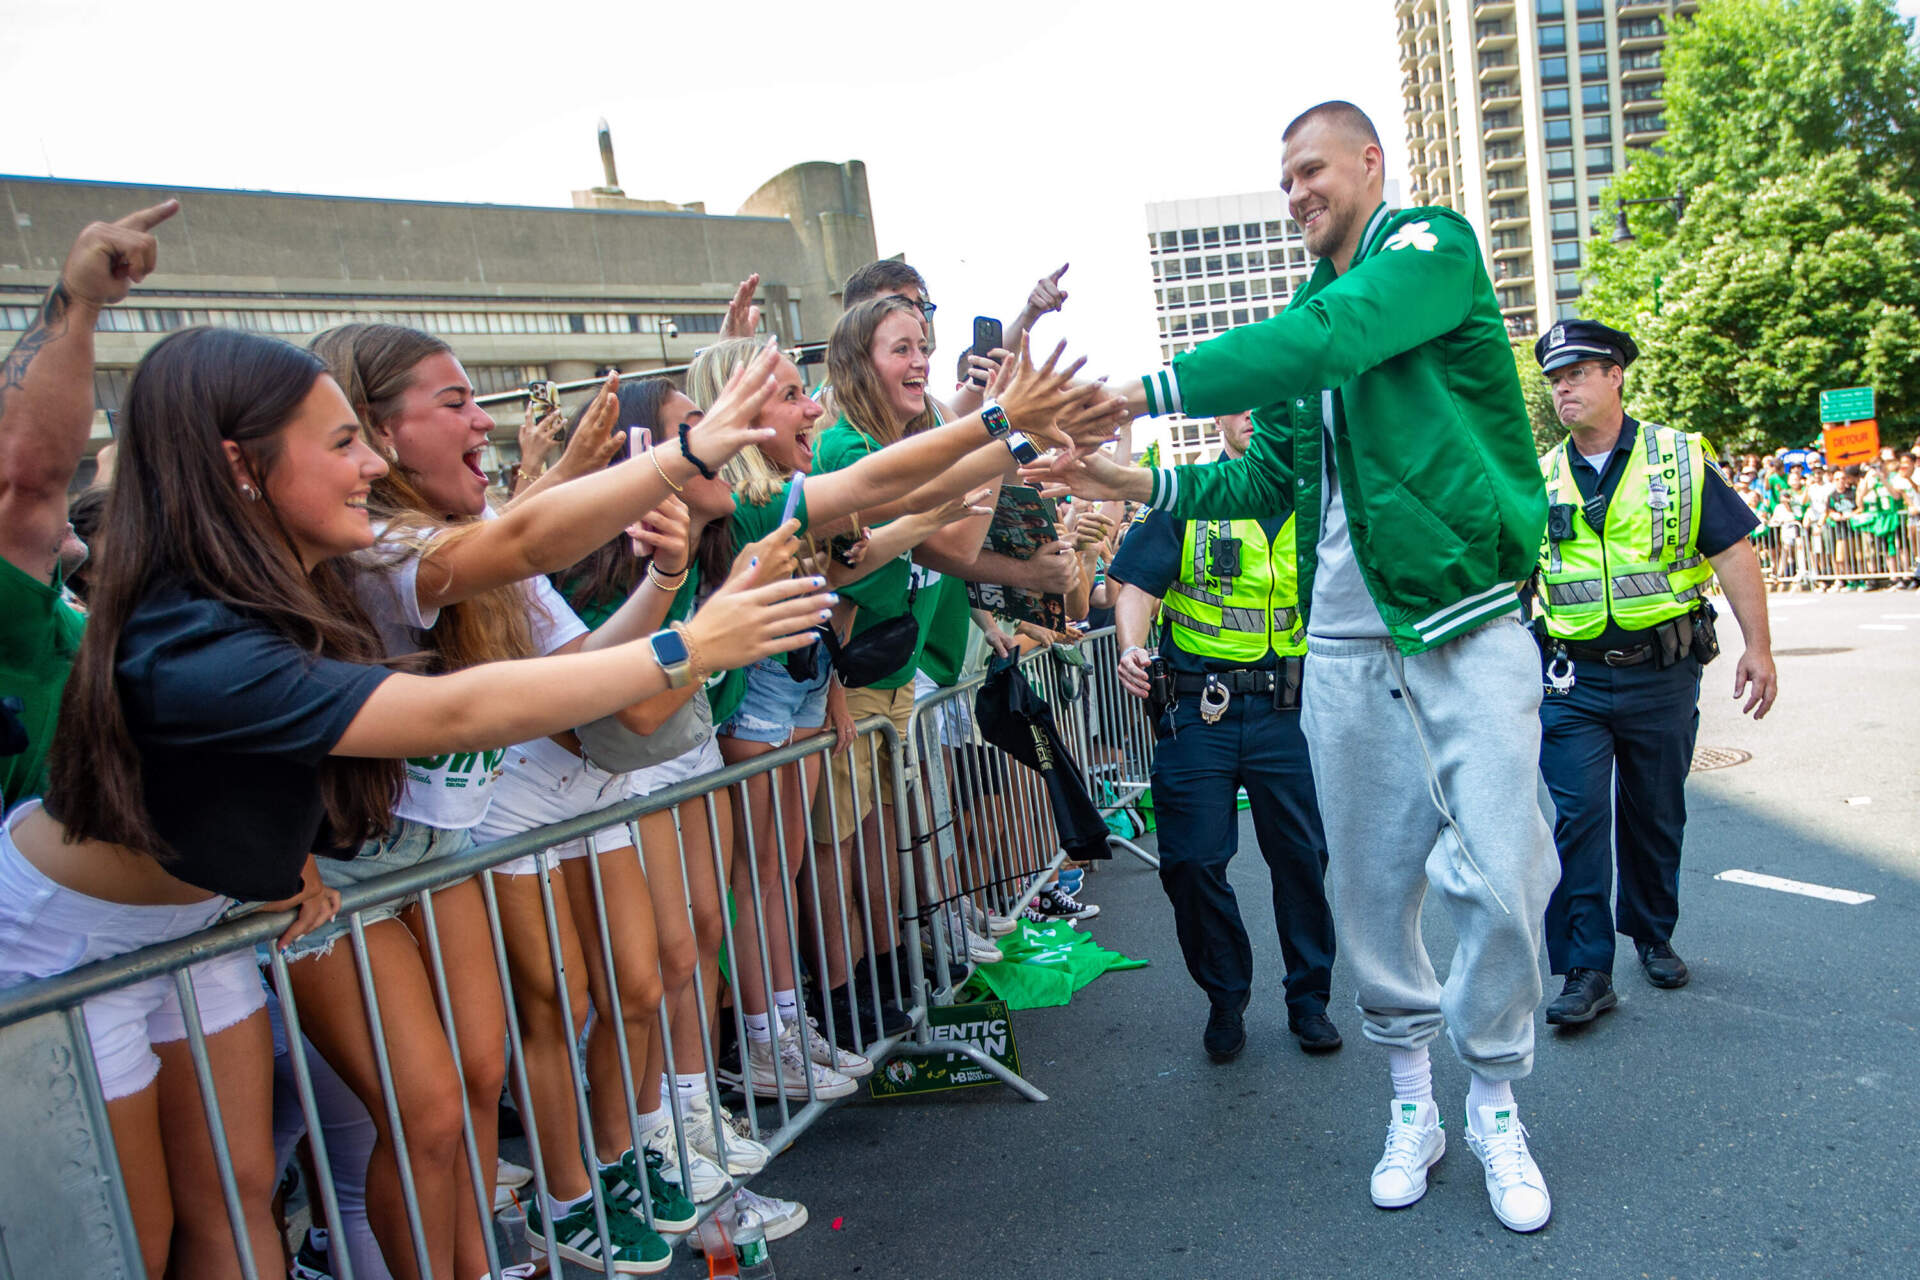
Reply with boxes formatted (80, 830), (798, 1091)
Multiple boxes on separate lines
(0, 801), (263, 1100)
(477, 737), (636, 877)
(287, 819), (475, 960)
(719, 652), (831, 746)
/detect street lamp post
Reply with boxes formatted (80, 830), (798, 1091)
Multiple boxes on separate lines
(656, 319), (679, 368)
(1611, 192), (1689, 244)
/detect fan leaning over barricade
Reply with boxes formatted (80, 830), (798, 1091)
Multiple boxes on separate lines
(1025, 100), (1562, 1235)
(3, 324), (831, 1280)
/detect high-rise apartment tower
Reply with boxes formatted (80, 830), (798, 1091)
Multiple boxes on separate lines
(1396, 0), (1696, 340)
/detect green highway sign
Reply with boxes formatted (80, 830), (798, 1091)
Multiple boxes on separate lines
(1819, 386), (1874, 423)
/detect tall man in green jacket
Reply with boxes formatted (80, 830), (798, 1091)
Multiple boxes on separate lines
(1036, 102), (1558, 1234)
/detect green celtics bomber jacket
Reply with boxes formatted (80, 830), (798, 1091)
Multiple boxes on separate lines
(1138, 202), (1547, 654)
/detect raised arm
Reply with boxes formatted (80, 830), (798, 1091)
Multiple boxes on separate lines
(0, 200), (177, 580)
(414, 345), (781, 612)
(338, 523), (829, 757)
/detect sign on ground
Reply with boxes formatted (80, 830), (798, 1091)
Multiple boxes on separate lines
(868, 999), (1021, 1098)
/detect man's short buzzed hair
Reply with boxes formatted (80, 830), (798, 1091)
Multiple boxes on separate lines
(842, 259), (928, 311)
(1282, 100), (1382, 149)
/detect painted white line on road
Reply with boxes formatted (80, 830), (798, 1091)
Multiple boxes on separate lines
(1859, 624), (1908, 631)
(1715, 869), (1875, 905)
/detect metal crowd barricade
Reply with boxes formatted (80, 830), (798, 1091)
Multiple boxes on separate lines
(0, 634), (1163, 1276)
(1752, 516), (1918, 588)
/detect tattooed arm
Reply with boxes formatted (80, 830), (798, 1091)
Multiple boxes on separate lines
(0, 200), (176, 581)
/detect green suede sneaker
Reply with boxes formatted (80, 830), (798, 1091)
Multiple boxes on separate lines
(601, 1148), (697, 1233)
(525, 1191), (672, 1274)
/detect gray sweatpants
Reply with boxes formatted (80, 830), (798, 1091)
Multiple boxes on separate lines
(1302, 616), (1559, 1081)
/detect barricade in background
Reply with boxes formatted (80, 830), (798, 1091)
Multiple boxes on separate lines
(0, 632), (1155, 1277)
(1751, 517), (1918, 588)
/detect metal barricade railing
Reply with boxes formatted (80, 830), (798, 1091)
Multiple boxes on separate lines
(1752, 516), (1918, 587)
(0, 634), (1163, 1277)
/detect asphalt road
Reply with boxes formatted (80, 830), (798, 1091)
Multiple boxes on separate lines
(661, 591), (1919, 1280)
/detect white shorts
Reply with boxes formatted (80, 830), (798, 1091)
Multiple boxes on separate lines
(478, 737), (637, 877)
(913, 672), (978, 749)
(626, 733), (725, 800)
(0, 802), (265, 1100)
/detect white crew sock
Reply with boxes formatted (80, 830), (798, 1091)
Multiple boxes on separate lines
(544, 1188), (589, 1223)
(672, 1073), (707, 1108)
(743, 1011), (774, 1043)
(773, 989), (801, 1030)
(1387, 1046), (1433, 1103)
(1467, 1073), (1515, 1127)
(636, 1104), (670, 1132)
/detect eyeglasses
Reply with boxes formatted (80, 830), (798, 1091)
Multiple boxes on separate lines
(1545, 361), (1605, 387)
(916, 299), (938, 321)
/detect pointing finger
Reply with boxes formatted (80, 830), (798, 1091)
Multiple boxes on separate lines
(116, 199), (180, 233)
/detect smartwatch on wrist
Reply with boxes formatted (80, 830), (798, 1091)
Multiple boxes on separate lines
(979, 399), (1011, 439)
(647, 628), (694, 689)
(1003, 429), (1040, 465)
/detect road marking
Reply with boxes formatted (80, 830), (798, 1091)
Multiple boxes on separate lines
(1715, 869), (1875, 905)
(1859, 624), (1907, 631)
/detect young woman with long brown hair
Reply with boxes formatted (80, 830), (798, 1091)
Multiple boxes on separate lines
(0, 326), (830, 1280)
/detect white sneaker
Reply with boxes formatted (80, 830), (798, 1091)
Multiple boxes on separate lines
(795, 1014), (873, 1079)
(1370, 1098), (1446, 1209)
(960, 897), (1018, 938)
(1465, 1101), (1552, 1233)
(745, 1028), (857, 1101)
(687, 1187), (809, 1253)
(963, 922), (1003, 964)
(680, 1095), (772, 1176)
(643, 1115), (730, 1203)
(493, 1155), (534, 1212)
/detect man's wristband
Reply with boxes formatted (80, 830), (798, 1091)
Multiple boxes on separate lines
(1121, 645), (1150, 663)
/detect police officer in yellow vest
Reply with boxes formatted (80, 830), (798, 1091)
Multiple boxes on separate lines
(1531, 321), (1778, 1027)
(1110, 412), (1340, 1061)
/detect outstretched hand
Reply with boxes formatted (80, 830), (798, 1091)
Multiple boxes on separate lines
(1021, 444), (1149, 504)
(686, 337), (781, 465)
(62, 199), (179, 309)
(681, 520), (836, 672)
(722, 273), (762, 339)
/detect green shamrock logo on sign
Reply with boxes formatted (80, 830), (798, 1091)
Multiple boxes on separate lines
(1384, 221), (1438, 252)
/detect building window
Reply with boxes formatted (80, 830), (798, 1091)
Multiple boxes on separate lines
(1550, 211), (1580, 237)
(1537, 0), (1564, 16)
(1164, 287), (1183, 306)
(1548, 180), (1576, 208)
(1585, 145), (1614, 173)
(1222, 225), (1241, 244)
(1547, 148), (1574, 176)
(1232, 308), (1250, 326)
(1254, 306), (1271, 321)
(1577, 21), (1606, 47)
(1245, 250), (1265, 269)
(1211, 311), (1229, 329)
(1625, 111), (1666, 134)
(1158, 231), (1179, 249)
(1542, 88), (1570, 116)
(1575, 0), (1603, 14)
(1554, 270), (1582, 298)
(1540, 56), (1568, 85)
(1584, 116), (1613, 142)
(1208, 282), (1227, 301)
(1225, 252), (1243, 272)
(1579, 53), (1608, 80)
(1556, 302), (1581, 321)
(1538, 24), (1566, 51)
(1265, 220), (1286, 239)
(1202, 227), (1220, 247)
(1185, 256), (1202, 276)
(1553, 241), (1582, 267)
(1544, 119), (1573, 145)
(1582, 84), (1610, 111)
(1228, 280), (1247, 300)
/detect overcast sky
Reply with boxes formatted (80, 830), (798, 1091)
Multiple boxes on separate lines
(8, 0), (1917, 380)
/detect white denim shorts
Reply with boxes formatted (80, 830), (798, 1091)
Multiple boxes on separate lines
(626, 732), (725, 800)
(478, 737), (637, 877)
(0, 801), (265, 1100)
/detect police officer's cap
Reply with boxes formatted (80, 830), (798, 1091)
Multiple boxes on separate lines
(1534, 319), (1639, 374)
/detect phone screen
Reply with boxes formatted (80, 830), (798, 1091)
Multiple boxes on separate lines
(780, 471), (806, 526)
(629, 426), (650, 459)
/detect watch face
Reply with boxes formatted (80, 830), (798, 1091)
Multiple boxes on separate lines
(650, 629), (690, 668)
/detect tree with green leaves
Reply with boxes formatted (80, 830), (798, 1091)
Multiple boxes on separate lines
(1513, 342), (1566, 451)
(1582, 0), (1920, 452)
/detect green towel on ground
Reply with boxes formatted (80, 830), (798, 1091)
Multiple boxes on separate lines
(963, 919), (1148, 1010)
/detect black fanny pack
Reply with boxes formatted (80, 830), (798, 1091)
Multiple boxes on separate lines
(821, 580), (921, 688)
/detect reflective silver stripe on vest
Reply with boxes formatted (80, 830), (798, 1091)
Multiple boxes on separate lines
(1675, 584), (1701, 605)
(1546, 448), (1568, 574)
(1672, 553), (1704, 572)
(1191, 524), (1207, 586)
(1645, 426), (1665, 561)
(1612, 571), (1672, 599)
(1673, 432), (1695, 555)
(1170, 580), (1224, 607)
(1272, 607), (1298, 632)
(1547, 577), (1604, 606)
(1220, 605), (1269, 632)
(1171, 613), (1222, 636)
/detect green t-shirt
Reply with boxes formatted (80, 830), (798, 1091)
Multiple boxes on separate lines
(0, 556), (85, 811)
(812, 418), (945, 690)
(917, 576), (975, 688)
(554, 559), (746, 733)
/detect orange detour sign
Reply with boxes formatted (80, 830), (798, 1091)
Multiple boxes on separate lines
(1822, 419), (1880, 467)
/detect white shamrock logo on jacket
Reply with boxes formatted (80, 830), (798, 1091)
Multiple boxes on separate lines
(1383, 221), (1438, 252)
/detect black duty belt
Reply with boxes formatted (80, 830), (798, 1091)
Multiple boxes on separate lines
(1171, 669), (1286, 695)
(1561, 640), (1656, 667)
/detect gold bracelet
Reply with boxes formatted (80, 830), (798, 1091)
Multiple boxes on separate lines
(669, 621), (708, 685)
(648, 447), (684, 493)
(648, 563), (689, 591)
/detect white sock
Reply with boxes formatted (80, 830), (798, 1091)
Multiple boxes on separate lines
(544, 1188), (589, 1222)
(636, 1104), (670, 1132)
(1467, 1073), (1515, 1126)
(773, 989), (801, 1029)
(1387, 1047), (1433, 1103)
(744, 1011), (774, 1043)
(673, 1073), (707, 1107)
